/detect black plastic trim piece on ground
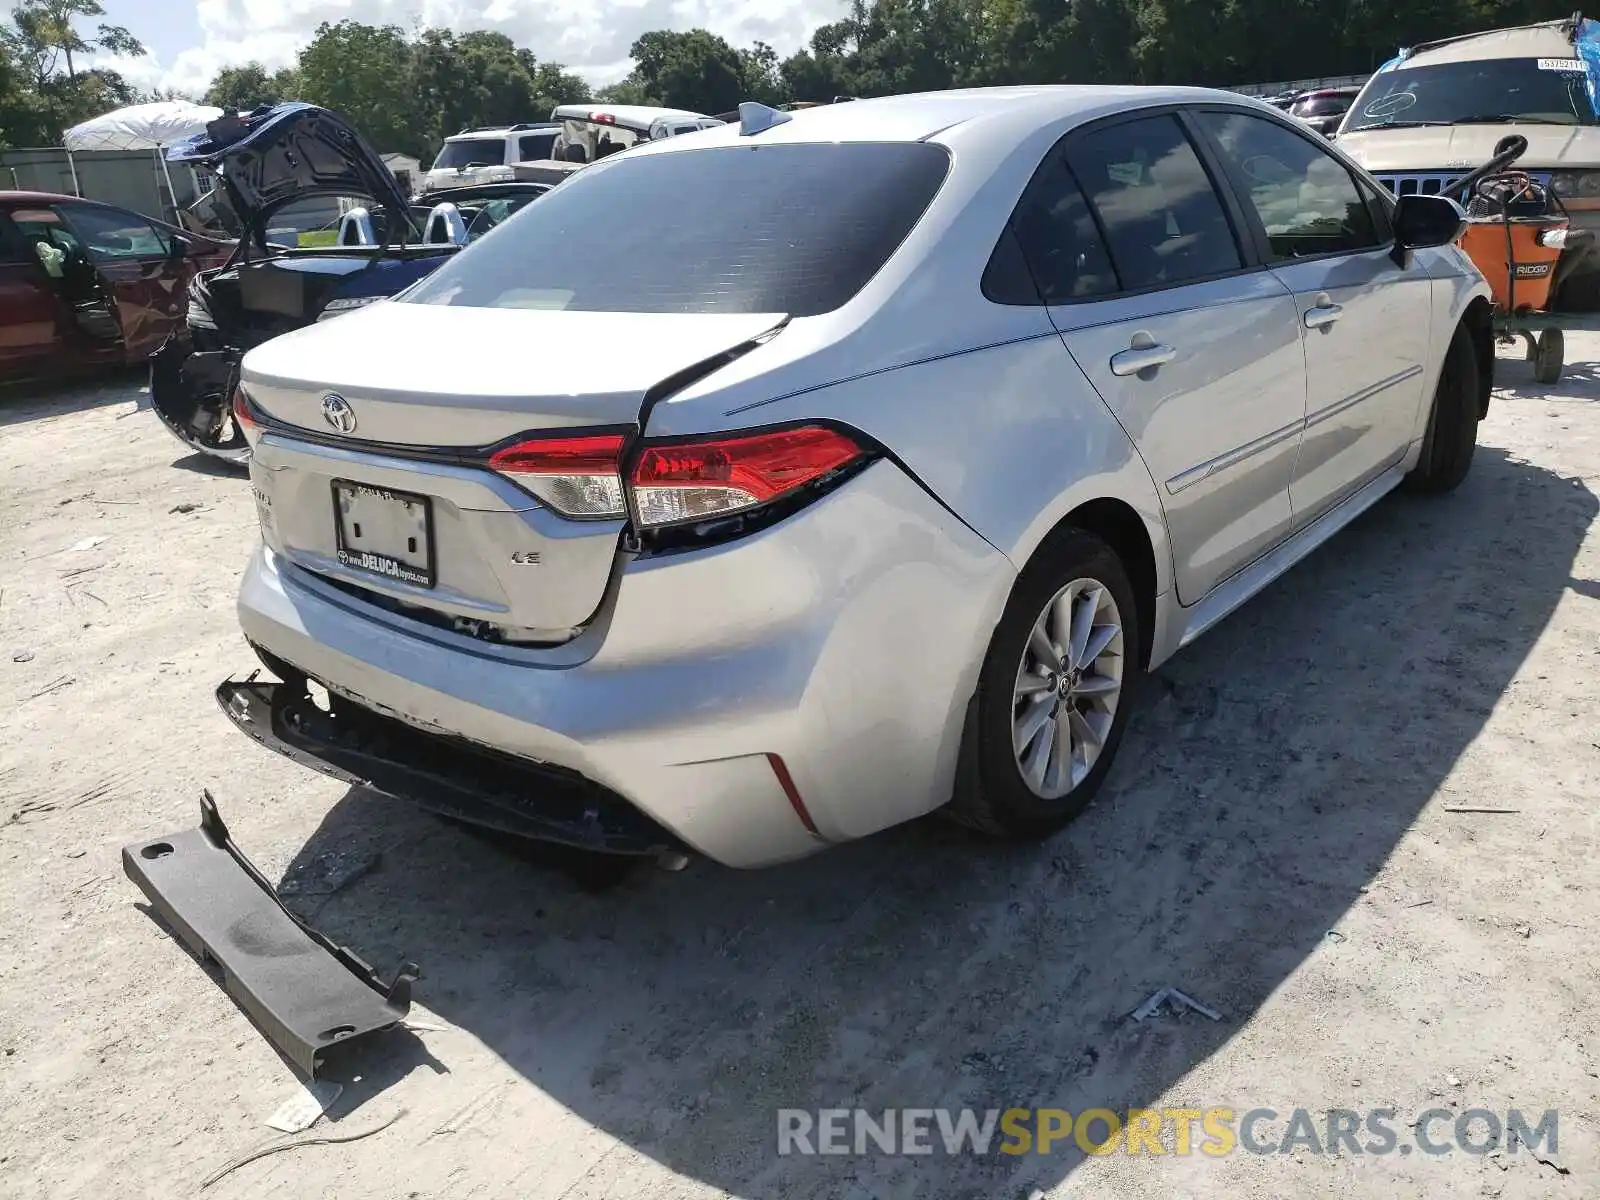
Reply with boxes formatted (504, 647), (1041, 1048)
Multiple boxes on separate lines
(121, 791), (418, 1079)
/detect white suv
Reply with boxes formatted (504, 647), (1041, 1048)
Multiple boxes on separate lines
(1336, 16), (1600, 306)
(420, 123), (560, 194)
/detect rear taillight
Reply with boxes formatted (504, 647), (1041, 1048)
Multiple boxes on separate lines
(629, 425), (868, 528)
(488, 433), (626, 519)
(232, 386), (261, 443)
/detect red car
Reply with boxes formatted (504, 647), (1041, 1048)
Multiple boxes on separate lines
(0, 191), (230, 384)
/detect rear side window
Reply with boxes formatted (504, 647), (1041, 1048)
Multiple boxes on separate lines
(1066, 115), (1242, 291)
(517, 133), (556, 161)
(403, 142), (951, 316)
(985, 154), (1118, 304)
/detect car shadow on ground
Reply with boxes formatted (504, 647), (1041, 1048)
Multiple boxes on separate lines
(0, 368), (144, 428)
(1491, 348), (1600, 400)
(169, 451), (249, 478)
(270, 444), (1593, 1198)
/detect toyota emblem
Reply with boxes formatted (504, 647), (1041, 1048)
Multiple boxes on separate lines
(321, 393), (357, 434)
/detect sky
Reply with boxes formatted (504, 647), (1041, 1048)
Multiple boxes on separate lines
(90, 0), (846, 98)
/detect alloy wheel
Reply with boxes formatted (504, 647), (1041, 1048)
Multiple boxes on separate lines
(1011, 577), (1125, 800)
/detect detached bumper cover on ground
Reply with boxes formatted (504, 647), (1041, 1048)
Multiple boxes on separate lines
(120, 793), (417, 1078)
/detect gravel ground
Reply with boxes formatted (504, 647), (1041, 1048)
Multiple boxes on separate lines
(1, 340), (1597, 1200)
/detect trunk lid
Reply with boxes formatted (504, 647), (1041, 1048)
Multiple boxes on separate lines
(166, 103), (414, 244)
(241, 300), (783, 639)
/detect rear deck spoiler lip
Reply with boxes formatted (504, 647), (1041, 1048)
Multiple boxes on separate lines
(121, 790), (417, 1079)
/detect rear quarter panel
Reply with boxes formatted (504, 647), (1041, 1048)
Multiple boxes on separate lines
(645, 318), (1174, 602)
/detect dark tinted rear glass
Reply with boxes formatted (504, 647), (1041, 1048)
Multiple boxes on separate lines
(1294, 96), (1352, 117)
(402, 142), (951, 316)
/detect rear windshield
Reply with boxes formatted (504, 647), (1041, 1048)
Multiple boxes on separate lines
(1293, 95), (1352, 118)
(1345, 57), (1600, 131)
(401, 142), (952, 317)
(432, 138), (507, 169)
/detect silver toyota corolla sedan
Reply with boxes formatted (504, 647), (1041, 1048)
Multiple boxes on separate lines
(221, 86), (1493, 869)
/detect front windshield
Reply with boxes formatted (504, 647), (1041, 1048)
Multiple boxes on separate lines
(432, 138), (507, 169)
(1344, 57), (1600, 131)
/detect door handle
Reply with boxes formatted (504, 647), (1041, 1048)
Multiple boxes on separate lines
(1303, 292), (1344, 330)
(1109, 336), (1177, 377)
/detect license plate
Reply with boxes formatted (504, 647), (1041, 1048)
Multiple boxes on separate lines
(331, 481), (434, 587)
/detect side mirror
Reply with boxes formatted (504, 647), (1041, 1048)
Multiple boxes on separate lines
(167, 232), (191, 260)
(1392, 193), (1466, 265)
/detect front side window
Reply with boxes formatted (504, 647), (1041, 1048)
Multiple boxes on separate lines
(58, 204), (170, 261)
(403, 142), (951, 316)
(1344, 58), (1599, 131)
(1066, 114), (1242, 291)
(1200, 111), (1380, 260)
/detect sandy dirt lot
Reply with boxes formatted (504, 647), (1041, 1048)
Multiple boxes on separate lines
(1, 340), (1597, 1200)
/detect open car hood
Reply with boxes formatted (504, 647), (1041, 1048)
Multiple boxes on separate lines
(166, 103), (411, 234)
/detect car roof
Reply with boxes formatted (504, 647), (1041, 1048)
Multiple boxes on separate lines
(623, 85), (1254, 152)
(550, 103), (712, 125)
(1401, 19), (1576, 66)
(1, 189), (94, 204)
(446, 124), (558, 140)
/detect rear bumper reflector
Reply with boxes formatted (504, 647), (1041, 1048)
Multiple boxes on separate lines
(766, 752), (820, 837)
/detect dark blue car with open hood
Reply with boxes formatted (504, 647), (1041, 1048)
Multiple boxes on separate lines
(150, 102), (551, 462)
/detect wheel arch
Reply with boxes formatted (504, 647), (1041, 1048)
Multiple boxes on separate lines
(1459, 294), (1493, 419)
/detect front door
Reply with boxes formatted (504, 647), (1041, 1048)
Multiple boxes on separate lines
(1193, 109), (1435, 525)
(56, 202), (191, 360)
(1024, 111), (1309, 604)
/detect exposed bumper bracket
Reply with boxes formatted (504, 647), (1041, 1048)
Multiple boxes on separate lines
(216, 673), (684, 857)
(122, 791), (418, 1078)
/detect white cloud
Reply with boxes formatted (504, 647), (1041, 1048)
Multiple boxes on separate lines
(97, 0), (845, 98)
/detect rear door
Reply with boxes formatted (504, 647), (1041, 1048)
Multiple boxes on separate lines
(55, 201), (189, 360)
(0, 209), (67, 376)
(1030, 110), (1309, 604)
(1194, 108), (1433, 526)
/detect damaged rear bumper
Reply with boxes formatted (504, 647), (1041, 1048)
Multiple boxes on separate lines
(121, 793), (416, 1078)
(216, 675), (687, 857)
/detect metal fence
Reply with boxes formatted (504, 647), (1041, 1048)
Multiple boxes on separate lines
(0, 146), (207, 224)
(1229, 74), (1372, 98)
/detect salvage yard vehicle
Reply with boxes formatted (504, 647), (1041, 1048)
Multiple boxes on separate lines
(0, 192), (228, 383)
(546, 103), (724, 163)
(419, 122), (561, 194)
(1336, 13), (1600, 308)
(1287, 87), (1360, 137)
(147, 103), (550, 462)
(215, 90), (1492, 871)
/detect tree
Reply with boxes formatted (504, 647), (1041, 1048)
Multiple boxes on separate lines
(4, 0), (140, 86)
(204, 62), (290, 110)
(294, 20), (416, 153)
(627, 29), (748, 115)
(0, 0), (146, 144)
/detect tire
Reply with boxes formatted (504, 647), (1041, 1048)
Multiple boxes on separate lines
(1533, 328), (1564, 386)
(948, 527), (1141, 840)
(1403, 323), (1480, 495)
(1555, 270), (1600, 314)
